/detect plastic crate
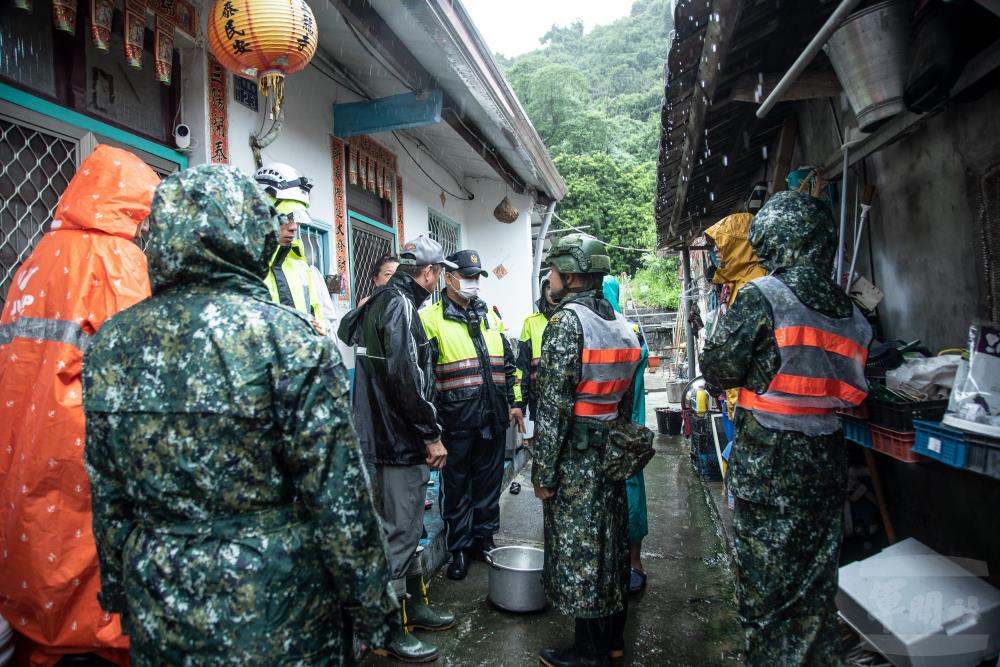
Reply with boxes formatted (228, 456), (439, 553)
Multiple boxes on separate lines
(692, 451), (722, 481)
(871, 425), (924, 463)
(837, 401), (871, 420)
(912, 420), (967, 468)
(966, 433), (1000, 481)
(870, 399), (949, 431)
(841, 417), (873, 448)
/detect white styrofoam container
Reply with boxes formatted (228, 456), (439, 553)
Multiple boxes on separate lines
(838, 538), (1000, 667)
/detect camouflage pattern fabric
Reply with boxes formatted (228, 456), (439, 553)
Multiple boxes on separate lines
(531, 290), (631, 619)
(82, 165), (398, 666)
(700, 191), (855, 665)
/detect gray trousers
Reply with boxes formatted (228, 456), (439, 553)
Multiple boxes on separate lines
(374, 464), (430, 598)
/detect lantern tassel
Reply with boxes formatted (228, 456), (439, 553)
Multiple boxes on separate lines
(259, 71), (285, 118)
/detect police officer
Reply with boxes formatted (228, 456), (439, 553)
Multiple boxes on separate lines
(254, 163), (333, 327)
(516, 273), (558, 423)
(421, 249), (524, 580)
(701, 191), (872, 665)
(532, 234), (642, 667)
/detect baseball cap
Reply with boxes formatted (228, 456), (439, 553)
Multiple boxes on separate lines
(399, 235), (458, 269)
(446, 249), (488, 278)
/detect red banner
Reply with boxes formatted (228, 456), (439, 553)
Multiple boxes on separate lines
(395, 174), (404, 244)
(173, 0), (196, 37)
(330, 136), (349, 298)
(89, 0), (113, 50)
(52, 0), (77, 33)
(154, 15), (174, 84)
(124, 0), (145, 69)
(208, 54), (229, 164)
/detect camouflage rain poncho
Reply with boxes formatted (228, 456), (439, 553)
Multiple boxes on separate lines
(82, 165), (397, 666)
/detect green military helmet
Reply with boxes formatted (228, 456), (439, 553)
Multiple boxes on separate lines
(546, 233), (611, 275)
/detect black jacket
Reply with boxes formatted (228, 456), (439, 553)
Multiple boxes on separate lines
(427, 292), (517, 439)
(338, 272), (441, 466)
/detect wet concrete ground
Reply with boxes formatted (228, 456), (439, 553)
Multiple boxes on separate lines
(366, 392), (743, 666)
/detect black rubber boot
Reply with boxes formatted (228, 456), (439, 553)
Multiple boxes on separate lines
(538, 619), (609, 667)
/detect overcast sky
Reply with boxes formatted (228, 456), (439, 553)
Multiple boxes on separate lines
(462, 0), (636, 58)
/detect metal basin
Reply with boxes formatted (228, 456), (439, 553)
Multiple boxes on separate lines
(485, 546), (546, 613)
(825, 0), (911, 132)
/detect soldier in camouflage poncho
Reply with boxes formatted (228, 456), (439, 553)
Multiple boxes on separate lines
(701, 191), (872, 666)
(533, 234), (640, 667)
(82, 165), (398, 666)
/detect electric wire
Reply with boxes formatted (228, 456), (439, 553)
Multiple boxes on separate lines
(549, 212), (653, 253)
(392, 131), (474, 201)
(344, 20), (414, 91)
(310, 61), (370, 100)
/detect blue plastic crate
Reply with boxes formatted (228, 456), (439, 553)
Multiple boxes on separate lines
(841, 416), (873, 448)
(692, 451), (722, 481)
(912, 420), (967, 468)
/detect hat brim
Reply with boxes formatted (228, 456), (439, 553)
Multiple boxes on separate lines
(451, 266), (488, 278)
(441, 259), (459, 270)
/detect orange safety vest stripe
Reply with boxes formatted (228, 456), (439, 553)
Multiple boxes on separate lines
(573, 401), (619, 417)
(738, 388), (836, 416)
(767, 373), (868, 404)
(576, 377), (634, 396)
(774, 325), (868, 362)
(581, 348), (642, 364)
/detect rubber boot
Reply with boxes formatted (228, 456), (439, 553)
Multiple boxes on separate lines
(372, 598), (439, 663)
(538, 619), (609, 667)
(405, 575), (457, 632)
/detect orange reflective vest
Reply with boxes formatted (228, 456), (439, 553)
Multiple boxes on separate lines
(564, 303), (641, 421)
(0, 145), (159, 666)
(738, 275), (872, 435)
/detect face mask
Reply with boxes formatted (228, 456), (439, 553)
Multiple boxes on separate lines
(451, 275), (480, 300)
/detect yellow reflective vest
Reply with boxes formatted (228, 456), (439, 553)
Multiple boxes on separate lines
(421, 296), (511, 434)
(264, 240), (322, 318)
(516, 311), (548, 407)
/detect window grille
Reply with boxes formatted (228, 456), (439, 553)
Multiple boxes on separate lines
(427, 209), (460, 303)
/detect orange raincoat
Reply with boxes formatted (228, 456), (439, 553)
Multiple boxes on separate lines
(705, 212), (768, 422)
(0, 145), (159, 666)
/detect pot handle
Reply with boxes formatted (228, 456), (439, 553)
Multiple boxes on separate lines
(483, 550), (495, 566)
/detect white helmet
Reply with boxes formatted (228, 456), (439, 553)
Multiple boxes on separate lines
(254, 162), (313, 207)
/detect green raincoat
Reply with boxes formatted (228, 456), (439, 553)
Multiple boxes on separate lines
(701, 191), (870, 666)
(82, 165), (397, 665)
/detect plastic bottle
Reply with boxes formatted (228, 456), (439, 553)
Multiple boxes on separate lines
(696, 388), (709, 416)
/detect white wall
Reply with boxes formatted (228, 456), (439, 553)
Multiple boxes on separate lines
(179, 48), (538, 338)
(460, 178), (535, 336)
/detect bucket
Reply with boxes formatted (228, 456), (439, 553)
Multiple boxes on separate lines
(824, 0), (911, 132)
(665, 380), (686, 404)
(655, 408), (683, 435)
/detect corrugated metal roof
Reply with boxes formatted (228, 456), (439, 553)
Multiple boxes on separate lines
(655, 0), (843, 250)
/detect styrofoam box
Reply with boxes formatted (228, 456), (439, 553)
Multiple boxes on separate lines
(838, 538), (1000, 667)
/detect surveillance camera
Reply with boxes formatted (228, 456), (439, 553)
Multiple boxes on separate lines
(173, 124), (190, 150)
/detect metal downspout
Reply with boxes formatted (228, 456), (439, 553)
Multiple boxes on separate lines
(681, 246), (697, 379)
(755, 0), (864, 119)
(531, 201), (557, 307)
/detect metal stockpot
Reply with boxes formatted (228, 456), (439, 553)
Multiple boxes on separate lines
(485, 546), (547, 613)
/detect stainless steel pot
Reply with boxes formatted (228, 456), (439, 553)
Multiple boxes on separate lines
(485, 546), (546, 613)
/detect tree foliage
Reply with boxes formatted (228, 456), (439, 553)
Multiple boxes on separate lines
(498, 0), (680, 306)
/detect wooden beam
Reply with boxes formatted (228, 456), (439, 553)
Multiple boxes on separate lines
(666, 0), (745, 238)
(729, 70), (841, 104)
(771, 114), (799, 194)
